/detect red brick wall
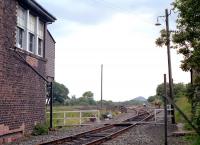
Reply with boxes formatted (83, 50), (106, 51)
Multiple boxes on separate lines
(0, 0), (47, 134)
(45, 30), (55, 80)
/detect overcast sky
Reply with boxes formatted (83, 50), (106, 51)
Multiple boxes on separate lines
(37, 0), (190, 101)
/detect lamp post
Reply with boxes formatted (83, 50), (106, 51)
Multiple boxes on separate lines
(156, 9), (176, 124)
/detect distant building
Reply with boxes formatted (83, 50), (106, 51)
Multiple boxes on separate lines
(0, 0), (56, 143)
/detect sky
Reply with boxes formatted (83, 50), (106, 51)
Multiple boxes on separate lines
(37, 0), (190, 102)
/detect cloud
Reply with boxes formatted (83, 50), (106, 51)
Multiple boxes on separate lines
(36, 0), (189, 101)
(37, 0), (172, 25)
(52, 12), (189, 101)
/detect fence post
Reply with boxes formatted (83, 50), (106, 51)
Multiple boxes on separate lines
(80, 111), (82, 125)
(64, 112), (66, 126)
(98, 110), (100, 122)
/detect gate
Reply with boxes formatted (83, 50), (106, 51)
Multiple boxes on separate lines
(154, 105), (173, 123)
(47, 110), (100, 126)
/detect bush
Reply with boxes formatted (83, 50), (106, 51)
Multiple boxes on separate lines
(184, 135), (200, 145)
(32, 123), (49, 136)
(183, 122), (193, 131)
(193, 136), (200, 145)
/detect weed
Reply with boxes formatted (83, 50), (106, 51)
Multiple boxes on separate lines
(32, 123), (49, 136)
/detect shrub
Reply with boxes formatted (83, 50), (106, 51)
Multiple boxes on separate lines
(32, 123), (49, 136)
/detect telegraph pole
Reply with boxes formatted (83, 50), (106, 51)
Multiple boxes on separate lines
(165, 9), (175, 124)
(164, 74), (168, 145)
(101, 64), (103, 109)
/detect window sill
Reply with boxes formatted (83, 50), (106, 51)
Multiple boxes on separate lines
(12, 47), (47, 62)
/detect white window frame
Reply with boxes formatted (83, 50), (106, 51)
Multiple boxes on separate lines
(16, 6), (26, 49)
(37, 20), (44, 56)
(38, 38), (43, 56)
(27, 13), (36, 54)
(28, 32), (35, 53)
(16, 26), (24, 49)
(16, 6), (45, 57)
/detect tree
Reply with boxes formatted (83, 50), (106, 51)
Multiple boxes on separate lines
(174, 83), (187, 98)
(156, 83), (186, 99)
(155, 29), (168, 47)
(80, 91), (96, 105)
(156, 1), (200, 75)
(53, 81), (69, 104)
(82, 91), (94, 99)
(173, 0), (200, 129)
(156, 83), (170, 99)
(173, 0), (200, 74)
(147, 95), (158, 103)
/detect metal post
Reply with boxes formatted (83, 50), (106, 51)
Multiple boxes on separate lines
(164, 74), (168, 145)
(50, 82), (53, 129)
(165, 9), (175, 124)
(101, 64), (103, 109)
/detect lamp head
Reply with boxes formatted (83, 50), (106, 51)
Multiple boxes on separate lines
(155, 17), (162, 26)
(155, 22), (161, 26)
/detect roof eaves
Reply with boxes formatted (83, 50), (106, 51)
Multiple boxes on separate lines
(18, 0), (57, 23)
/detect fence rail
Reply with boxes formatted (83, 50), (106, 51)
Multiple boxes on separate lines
(46, 110), (100, 126)
(154, 105), (173, 123)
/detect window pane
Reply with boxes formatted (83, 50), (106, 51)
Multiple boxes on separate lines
(17, 6), (26, 28)
(38, 38), (43, 56)
(28, 14), (36, 33)
(38, 21), (44, 38)
(29, 33), (35, 52)
(17, 27), (24, 48)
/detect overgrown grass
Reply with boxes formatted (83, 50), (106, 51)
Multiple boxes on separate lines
(46, 105), (120, 127)
(183, 135), (200, 145)
(32, 123), (49, 136)
(175, 96), (191, 123)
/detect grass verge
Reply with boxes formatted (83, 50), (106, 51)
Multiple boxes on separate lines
(183, 135), (200, 145)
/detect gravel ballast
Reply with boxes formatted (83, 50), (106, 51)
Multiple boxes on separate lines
(102, 124), (191, 145)
(6, 112), (137, 145)
(6, 110), (191, 145)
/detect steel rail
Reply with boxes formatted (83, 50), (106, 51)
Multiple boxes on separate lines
(37, 109), (153, 145)
(85, 113), (153, 145)
(36, 124), (114, 145)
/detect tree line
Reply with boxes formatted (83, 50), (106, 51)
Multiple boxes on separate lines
(52, 81), (96, 106)
(147, 83), (188, 103)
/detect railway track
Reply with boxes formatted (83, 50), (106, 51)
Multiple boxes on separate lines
(37, 109), (153, 145)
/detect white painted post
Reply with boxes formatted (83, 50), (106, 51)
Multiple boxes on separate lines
(64, 112), (66, 126)
(80, 111), (82, 125)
